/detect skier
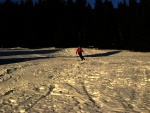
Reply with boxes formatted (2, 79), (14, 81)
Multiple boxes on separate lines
(76, 46), (85, 61)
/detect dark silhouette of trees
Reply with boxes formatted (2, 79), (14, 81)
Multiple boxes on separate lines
(136, 0), (150, 51)
(117, 0), (128, 49)
(117, 0), (150, 51)
(0, 0), (150, 51)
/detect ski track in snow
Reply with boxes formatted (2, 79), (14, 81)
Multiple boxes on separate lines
(0, 47), (150, 113)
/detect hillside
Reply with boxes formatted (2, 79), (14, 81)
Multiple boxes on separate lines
(0, 48), (150, 113)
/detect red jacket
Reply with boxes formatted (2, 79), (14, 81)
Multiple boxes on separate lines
(76, 47), (83, 54)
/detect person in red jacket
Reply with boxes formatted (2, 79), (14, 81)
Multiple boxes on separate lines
(76, 46), (85, 61)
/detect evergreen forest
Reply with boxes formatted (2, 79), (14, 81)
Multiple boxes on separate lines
(0, 0), (150, 51)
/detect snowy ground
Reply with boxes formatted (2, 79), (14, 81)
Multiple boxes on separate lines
(0, 47), (150, 113)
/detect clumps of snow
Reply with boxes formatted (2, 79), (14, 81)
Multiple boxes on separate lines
(0, 48), (150, 112)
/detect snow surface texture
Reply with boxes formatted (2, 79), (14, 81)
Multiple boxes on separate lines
(0, 47), (150, 113)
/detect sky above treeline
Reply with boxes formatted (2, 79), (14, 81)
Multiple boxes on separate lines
(0, 0), (140, 8)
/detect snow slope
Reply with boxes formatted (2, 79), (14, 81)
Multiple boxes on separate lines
(0, 48), (150, 113)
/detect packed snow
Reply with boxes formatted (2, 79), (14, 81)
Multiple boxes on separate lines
(0, 47), (150, 113)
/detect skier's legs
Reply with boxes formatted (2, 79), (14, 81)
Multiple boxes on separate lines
(79, 53), (85, 60)
(78, 53), (82, 60)
(82, 55), (85, 60)
(81, 54), (85, 60)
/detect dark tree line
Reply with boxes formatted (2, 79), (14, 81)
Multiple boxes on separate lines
(0, 0), (150, 51)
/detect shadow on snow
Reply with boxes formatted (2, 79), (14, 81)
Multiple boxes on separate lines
(0, 57), (53, 65)
(85, 50), (121, 57)
(0, 49), (60, 57)
(0, 49), (60, 65)
(0, 49), (121, 65)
